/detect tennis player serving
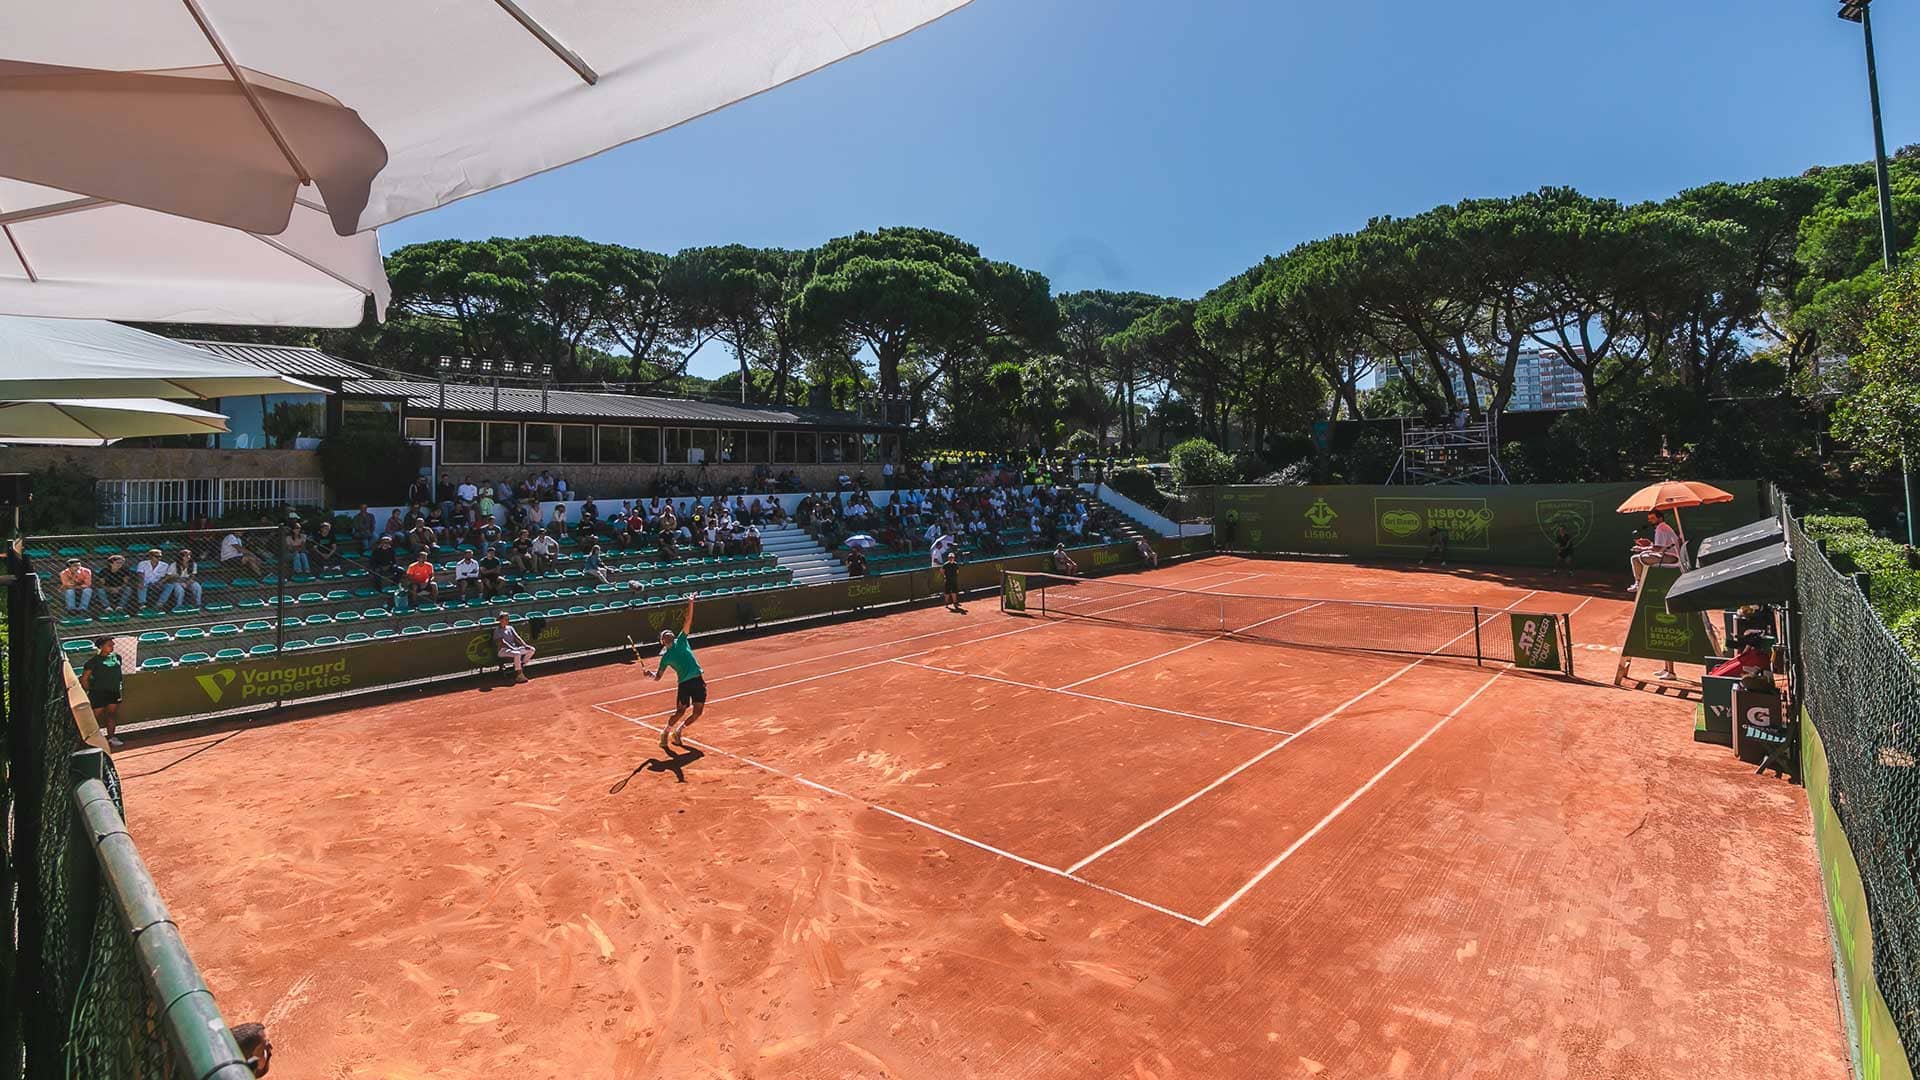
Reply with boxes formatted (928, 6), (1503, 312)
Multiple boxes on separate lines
(648, 594), (706, 752)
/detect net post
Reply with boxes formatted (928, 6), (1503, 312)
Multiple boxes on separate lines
(1561, 613), (1574, 677)
(1473, 606), (1483, 666)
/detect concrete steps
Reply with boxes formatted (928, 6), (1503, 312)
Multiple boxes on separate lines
(761, 523), (848, 585)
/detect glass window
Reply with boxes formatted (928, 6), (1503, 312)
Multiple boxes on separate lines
(819, 433), (843, 463)
(524, 423), (558, 464)
(746, 430), (771, 463)
(403, 417), (436, 440)
(630, 426), (660, 464)
(691, 429), (718, 464)
(774, 431), (796, 464)
(880, 434), (900, 464)
(794, 431), (817, 464)
(665, 428), (691, 464)
(719, 430), (745, 464)
(862, 433), (880, 463)
(443, 421), (483, 464)
(559, 424), (594, 464)
(597, 425), (630, 464)
(483, 422), (520, 464)
(342, 398), (399, 434)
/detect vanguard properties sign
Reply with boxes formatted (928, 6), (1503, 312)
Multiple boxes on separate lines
(195, 657), (351, 705)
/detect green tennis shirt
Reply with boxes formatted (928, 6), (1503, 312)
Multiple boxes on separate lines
(82, 653), (123, 698)
(661, 636), (702, 681)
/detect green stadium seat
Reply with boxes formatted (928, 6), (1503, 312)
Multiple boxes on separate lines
(59, 615), (92, 628)
(297, 592), (325, 604)
(62, 639), (94, 655)
(214, 648), (245, 662)
(352, 588), (378, 598)
(313, 636), (342, 648)
(280, 617), (303, 629)
(334, 610), (362, 622)
(24, 545), (52, 559)
(179, 652), (212, 665)
(237, 598), (267, 610)
(138, 630), (170, 644)
(452, 619), (477, 630)
(534, 590), (557, 601)
(401, 625), (425, 635)
(57, 546), (86, 558)
(283, 640), (311, 651)
(209, 623), (240, 637)
(588, 602), (607, 612)
(140, 656), (175, 670)
(325, 590), (349, 602)
(100, 612), (131, 624)
(231, 577), (257, 588)
(290, 575), (315, 584)
(203, 601), (234, 613)
(362, 608), (389, 620)
(241, 619), (272, 633)
(247, 644), (277, 656)
(304, 614), (332, 626)
(91, 544), (119, 557)
(567, 604), (588, 615)
(345, 631), (373, 643)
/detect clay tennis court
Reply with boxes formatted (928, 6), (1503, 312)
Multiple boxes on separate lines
(120, 556), (1846, 1078)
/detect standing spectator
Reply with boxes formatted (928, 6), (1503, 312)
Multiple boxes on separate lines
(220, 530), (263, 577)
(930, 533), (956, 570)
(80, 637), (125, 748)
(845, 547), (867, 577)
(493, 611), (536, 683)
(403, 552), (439, 608)
(529, 529), (560, 574)
(477, 486), (497, 523)
(312, 521), (343, 572)
(351, 505), (376, 548)
(368, 535), (399, 590)
(161, 549), (203, 609)
(134, 548), (170, 609)
(407, 474), (431, 508)
(452, 550), (483, 601)
(941, 549), (963, 611)
(97, 554), (134, 612)
(59, 557), (94, 613)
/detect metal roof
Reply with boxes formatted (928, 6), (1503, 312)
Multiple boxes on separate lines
(181, 340), (373, 381)
(341, 378), (897, 430)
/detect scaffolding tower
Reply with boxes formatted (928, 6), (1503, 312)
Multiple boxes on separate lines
(1387, 415), (1510, 485)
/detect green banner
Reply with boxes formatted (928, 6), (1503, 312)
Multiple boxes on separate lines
(1002, 572), (1029, 612)
(1202, 480), (1762, 571)
(1508, 613), (1564, 673)
(1619, 565), (1713, 669)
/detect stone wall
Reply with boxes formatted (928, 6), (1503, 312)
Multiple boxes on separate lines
(0, 446), (324, 480)
(433, 462), (897, 500)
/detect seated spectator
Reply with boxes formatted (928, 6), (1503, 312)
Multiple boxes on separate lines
(1136, 538), (1160, 568)
(657, 523), (680, 563)
(583, 541), (610, 585)
(1051, 543), (1079, 576)
(228, 1022), (272, 1078)
(479, 545), (506, 598)
(702, 522), (720, 558)
(580, 499), (600, 529)
(406, 519), (436, 558)
(745, 524), (762, 556)
(220, 530), (264, 576)
(493, 611), (535, 684)
(59, 557), (94, 613)
(509, 529), (534, 575)
(162, 549), (203, 609)
(284, 524), (310, 575)
(368, 535), (400, 589)
(768, 499), (788, 525)
(547, 502), (568, 538)
(350, 505), (376, 547)
(312, 522), (343, 571)
(133, 548), (170, 609)
(403, 552), (439, 608)
(453, 551), (483, 601)
(424, 503), (449, 544)
(472, 517), (502, 553)
(96, 554), (133, 613)
(477, 487), (497, 522)
(1629, 511), (1681, 592)
(529, 529), (560, 574)
(382, 508), (407, 539)
(845, 548), (868, 577)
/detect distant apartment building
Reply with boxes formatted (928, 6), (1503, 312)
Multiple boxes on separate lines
(1508, 343), (1587, 412)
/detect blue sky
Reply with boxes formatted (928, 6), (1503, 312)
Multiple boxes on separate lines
(381, 0), (1917, 378)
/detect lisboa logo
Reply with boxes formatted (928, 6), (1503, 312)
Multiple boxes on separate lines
(1304, 499), (1337, 529)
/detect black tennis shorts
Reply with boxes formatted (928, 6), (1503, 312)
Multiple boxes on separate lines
(88, 692), (122, 709)
(943, 568), (959, 593)
(676, 676), (708, 707)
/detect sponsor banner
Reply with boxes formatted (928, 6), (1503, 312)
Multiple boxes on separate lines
(1619, 565), (1712, 666)
(1196, 480), (1761, 570)
(1002, 572), (1029, 613)
(1508, 613), (1565, 673)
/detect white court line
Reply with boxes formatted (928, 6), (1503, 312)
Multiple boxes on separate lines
(889, 659), (1295, 737)
(1200, 668), (1505, 925)
(595, 709), (1209, 926)
(589, 566), (1258, 709)
(1064, 591), (1538, 876)
(1056, 601), (1327, 691)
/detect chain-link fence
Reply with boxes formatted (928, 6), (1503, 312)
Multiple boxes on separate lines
(1787, 504), (1920, 1063)
(4, 556), (249, 1078)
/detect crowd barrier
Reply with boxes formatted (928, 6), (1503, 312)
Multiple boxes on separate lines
(1194, 480), (1765, 570)
(114, 534), (1214, 727)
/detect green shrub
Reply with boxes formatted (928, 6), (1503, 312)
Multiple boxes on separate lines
(1802, 514), (1874, 542)
(1892, 608), (1920, 661)
(1106, 467), (1168, 512)
(1868, 567), (1920, 624)
(20, 460), (103, 535)
(1343, 431), (1398, 484)
(1064, 429), (1100, 456)
(1168, 438), (1236, 489)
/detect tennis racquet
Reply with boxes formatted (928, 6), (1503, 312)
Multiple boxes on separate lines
(623, 634), (642, 664)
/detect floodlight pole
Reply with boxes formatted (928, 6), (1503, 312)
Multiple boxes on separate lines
(1841, 0), (1914, 543)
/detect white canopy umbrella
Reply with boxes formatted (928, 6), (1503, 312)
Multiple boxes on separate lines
(1, 1), (975, 237)
(0, 397), (229, 440)
(0, 179), (388, 327)
(0, 316), (327, 399)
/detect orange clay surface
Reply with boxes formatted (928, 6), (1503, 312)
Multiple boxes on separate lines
(121, 556), (1847, 1079)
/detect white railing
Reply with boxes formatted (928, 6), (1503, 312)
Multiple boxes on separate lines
(96, 478), (324, 529)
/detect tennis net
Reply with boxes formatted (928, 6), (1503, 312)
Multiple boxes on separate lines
(1001, 571), (1570, 671)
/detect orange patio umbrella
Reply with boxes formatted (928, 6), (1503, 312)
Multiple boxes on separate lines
(1616, 480), (1736, 551)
